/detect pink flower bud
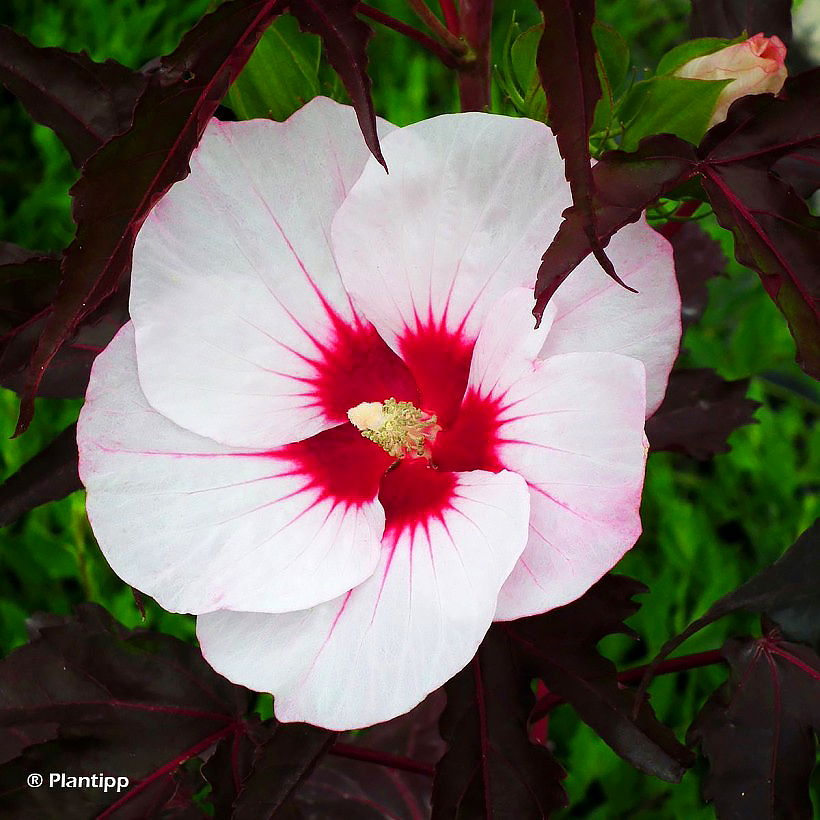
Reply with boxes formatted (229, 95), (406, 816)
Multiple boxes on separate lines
(675, 33), (787, 127)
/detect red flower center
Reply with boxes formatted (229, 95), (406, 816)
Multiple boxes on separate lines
(275, 309), (506, 539)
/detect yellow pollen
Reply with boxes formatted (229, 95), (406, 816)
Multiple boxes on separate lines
(347, 398), (441, 460)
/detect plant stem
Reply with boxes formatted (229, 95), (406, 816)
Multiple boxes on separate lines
(472, 653), (493, 818)
(406, 0), (469, 54)
(358, 3), (461, 68)
(530, 648), (725, 722)
(329, 741), (436, 777)
(439, 0), (460, 34)
(457, 0), (493, 110)
(656, 200), (701, 240)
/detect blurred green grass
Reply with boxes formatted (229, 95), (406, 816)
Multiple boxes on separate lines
(0, 0), (817, 817)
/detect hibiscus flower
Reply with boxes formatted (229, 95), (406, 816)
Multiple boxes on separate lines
(77, 97), (680, 729)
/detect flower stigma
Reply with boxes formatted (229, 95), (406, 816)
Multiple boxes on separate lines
(347, 398), (441, 460)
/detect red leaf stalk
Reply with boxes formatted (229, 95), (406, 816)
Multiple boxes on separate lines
(457, 0), (493, 111)
(531, 648), (726, 722)
(358, 3), (461, 68)
(656, 200), (702, 241)
(329, 742), (436, 777)
(439, 0), (460, 34)
(406, 0), (469, 55)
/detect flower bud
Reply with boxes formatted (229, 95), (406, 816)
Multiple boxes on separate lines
(675, 33), (787, 127)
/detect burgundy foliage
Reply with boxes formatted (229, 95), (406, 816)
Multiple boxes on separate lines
(294, 693), (444, 819)
(635, 522), (820, 817)
(289, 0), (384, 168)
(640, 521), (820, 687)
(645, 368), (759, 459)
(432, 629), (567, 819)
(231, 722), (336, 819)
(8, 0), (386, 436)
(0, 26), (146, 168)
(689, 0), (793, 47)
(688, 632), (820, 820)
(532, 135), (697, 319)
(697, 70), (820, 379)
(0, 246), (127, 398)
(0, 423), (81, 527)
(506, 576), (694, 782)
(0, 605), (258, 817)
(0, 248), (62, 395)
(532, 0), (629, 309)
(10, 0), (285, 435)
(664, 220), (727, 330)
(0, 605), (341, 819)
(535, 69), (820, 379)
(772, 145), (820, 200)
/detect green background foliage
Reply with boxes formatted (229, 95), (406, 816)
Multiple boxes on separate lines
(0, 0), (817, 816)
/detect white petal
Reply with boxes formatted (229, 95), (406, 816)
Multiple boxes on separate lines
(539, 219), (680, 415)
(196, 467), (530, 729)
(467, 287), (556, 397)
(491, 353), (648, 619)
(130, 97), (398, 448)
(78, 323), (389, 615)
(331, 113), (569, 350)
(451, 286), (648, 619)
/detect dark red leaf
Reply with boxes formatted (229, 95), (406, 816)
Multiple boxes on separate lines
(638, 521), (820, 697)
(699, 70), (818, 165)
(0, 26), (146, 167)
(0, 605), (253, 818)
(109, 759), (207, 820)
(15, 0), (283, 435)
(0, 423), (81, 527)
(645, 368), (759, 459)
(0, 242), (48, 266)
(536, 70), (820, 378)
(0, 250), (60, 390)
(664, 220), (728, 330)
(232, 722), (335, 819)
(772, 145), (820, 200)
(700, 164), (820, 378)
(687, 633), (820, 820)
(202, 712), (339, 819)
(201, 721), (267, 818)
(693, 69), (820, 378)
(532, 0), (631, 308)
(293, 692), (444, 820)
(289, 0), (384, 168)
(533, 135), (697, 319)
(0, 724), (56, 768)
(690, 0), (793, 48)
(1, 281), (127, 399)
(506, 575), (694, 782)
(432, 628), (567, 819)
(695, 520), (820, 649)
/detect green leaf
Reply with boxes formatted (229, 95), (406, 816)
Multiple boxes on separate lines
(655, 36), (737, 76)
(226, 13), (321, 121)
(591, 21), (630, 136)
(510, 23), (547, 121)
(593, 21), (630, 91)
(618, 75), (730, 151)
(510, 24), (538, 90)
(507, 21), (628, 129)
